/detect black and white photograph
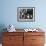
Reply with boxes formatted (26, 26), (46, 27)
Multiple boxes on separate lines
(17, 7), (35, 22)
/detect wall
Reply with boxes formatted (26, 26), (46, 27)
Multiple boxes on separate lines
(0, 0), (46, 30)
(0, 0), (46, 43)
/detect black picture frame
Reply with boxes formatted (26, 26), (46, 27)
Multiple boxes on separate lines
(17, 7), (35, 22)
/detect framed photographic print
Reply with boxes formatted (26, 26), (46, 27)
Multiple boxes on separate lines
(17, 7), (35, 22)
